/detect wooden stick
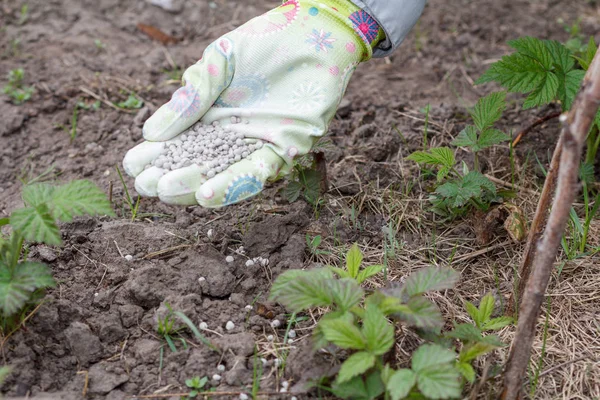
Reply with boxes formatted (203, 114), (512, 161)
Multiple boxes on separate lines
(511, 111), (561, 147)
(501, 45), (600, 400)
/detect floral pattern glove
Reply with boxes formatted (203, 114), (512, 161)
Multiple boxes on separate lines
(123, 0), (383, 207)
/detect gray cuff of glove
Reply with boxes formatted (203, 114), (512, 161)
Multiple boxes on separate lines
(350, 0), (427, 58)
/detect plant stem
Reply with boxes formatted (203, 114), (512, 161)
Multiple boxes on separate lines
(501, 44), (600, 400)
(473, 151), (480, 172)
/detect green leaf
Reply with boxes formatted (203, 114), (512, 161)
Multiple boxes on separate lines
(483, 316), (514, 331)
(522, 72), (559, 109)
(446, 323), (483, 343)
(330, 278), (364, 312)
(508, 36), (553, 69)
(329, 266), (351, 279)
(0, 261), (55, 316)
(471, 91), (507, 132)
(558, 69), (585, 111)
(0, 218), (9, 227)
(412, 344), (456, 372)
(269, 269), (334, 312)
(476, 52), (546, 92)
(21, 183), (55, 207)
(332, 376), (369, 399)
(364, 371), (386, 400)
(284, 181), (303, 203)
(49, 180), (115, 221)
(574, 36), (597, 70)
(337, 352), (376, 384)
(544, 39), (574, 72)
(580, 162), (595, 185)
(10, 205), (61, 245)
(362, 303), (395, 355)
(402, 266), (460, 298)
(451, 126), (478, 149)
(356, 265), (384, 284)
(478, 293), (495, 324)
(416, 363), (462, 400)
(387, 369), (417, 400)
(477, 129), (511, 150)
(456, 362), (476, 383)
(320, 317), (366, 350)
(464, 300), (481, 328)
(346, 243), (363, 279)
(393, 295), (444, 330)
(459, 340), (500, 363)
(407, 147), (455, 169)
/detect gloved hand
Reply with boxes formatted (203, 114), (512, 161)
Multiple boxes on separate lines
(123, 0), (425, 207)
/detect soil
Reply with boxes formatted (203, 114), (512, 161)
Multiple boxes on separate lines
(1, 0), (599, 399)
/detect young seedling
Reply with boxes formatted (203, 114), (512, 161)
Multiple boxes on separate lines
(18, 4), (29, 25)
(328, 243), (384, 285)
(117, 92), (143, 109)
(1, 180), (114, 331)
(3, 68), (34, 105)
(184, 376), (208, 399)
(305, 234), (330, 256)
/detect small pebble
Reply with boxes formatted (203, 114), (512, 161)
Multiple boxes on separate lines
(291, 397), (298, 400)
(288, 329), (296, 338)
(198, 277), (206, 283)
(212, 374), (222, 381)
(260, 358), (268, 366)
(245, 305), (253, 311)
(267, 335), (274, 341)
(225, 256), (234, 263)
(279, 388), (287, 393)
(207, 229), (214, 239)
(274, 358), (282, 367)
(225, 321), (235, 331)
(217, 364), (226, 372)
(199, 322), (208, 330)
(281, 381), (289, 389)
(239, 394), (249, 400)
(271, 319), (281, 328)
(288, 339), (294, 344)
(245, 259), (255, 267)
(124, 254), (133, 261)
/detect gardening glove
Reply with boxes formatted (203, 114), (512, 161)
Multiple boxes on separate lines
(123, 0), (426, 207)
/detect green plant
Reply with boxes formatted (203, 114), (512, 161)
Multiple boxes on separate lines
(306, 234), (331, 256)
(283, 163), (323, 207)
(407, 92), (509, 219)
(328, 243), (383, 285)
(18, 4), (29, 25)
(156, 303), (217, 353)
(270, 245), (505, 399)
(3, 68), (34, 105)
(115, 165), (141, 221)
(117, 92), (143, 109)
(0, 180), (113, 331)
(183, 376), (208, 399)
(94, 39), (106, 50)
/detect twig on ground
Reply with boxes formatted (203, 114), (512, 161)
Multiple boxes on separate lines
(131, 391), (297, 398)
(501, 45), (600, 400)
(484, 174), (539, 196)
(512, 111), (562, 147)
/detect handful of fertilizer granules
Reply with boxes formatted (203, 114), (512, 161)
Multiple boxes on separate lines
(147, 117), (263, 178)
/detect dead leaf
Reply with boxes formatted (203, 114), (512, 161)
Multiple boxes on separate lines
(136, 23), (178, 45)
(255, 302), (275, 319)
(501, 203), (528, 243)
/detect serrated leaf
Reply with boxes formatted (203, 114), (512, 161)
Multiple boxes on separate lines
(387, 369), (417, 400)
(284, 181), (302, 203)
(544, 39), (574, 72)
(407, 147), (455, 169)
(580, 162), (595, 185)
(402, 266), (460, 298)
(329, 278), (363, 312)
(337, 352), (376, 384)
(437, 165), (452, 182)
(574, 36), (597, 70)
(416, 364), (462, 400)
(21, 183), (55, 207)
(364, 371), (386, 400)
(0, 261), (55, 316)
(320, 317), (366, 350)
(356, 265), (384, 284)
(456, 362), (476, 383)
(478, 293), (495, 324)
(446, 323), (483, 342)
(451, 126), (478, 149)
(10, 205), (61, 245)
(346, 243), (363, 279)
(508, 36), (553, 70)
(477, 129), (510, 150)
(332, 376), (369, 399)
(483, 316), (514, 331)
(464, 300), (481, 328)
(476, 52), (546, 92)
(412, 344), (456, 372)
(558, 69), (585, 111)
(49, 180), (114, 221)
(393, 295), (444, 330)
(471, 91), (507, 132)
(522, 72), (559, 109)
(269, 269), (334, 312)
(362, 303), (395, 355)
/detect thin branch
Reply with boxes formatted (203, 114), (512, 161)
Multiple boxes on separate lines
(501, 46), (600, 400)
(511, 111), (561, 147)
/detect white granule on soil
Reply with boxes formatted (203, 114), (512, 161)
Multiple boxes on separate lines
(148, 119), (263, 176)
